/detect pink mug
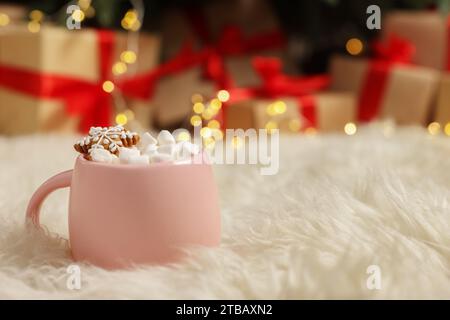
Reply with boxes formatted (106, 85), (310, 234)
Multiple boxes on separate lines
(26, 155), (221, 269)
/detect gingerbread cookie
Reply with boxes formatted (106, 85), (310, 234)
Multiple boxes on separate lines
(74, 126), (140, 156)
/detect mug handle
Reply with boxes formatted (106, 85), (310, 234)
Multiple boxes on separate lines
(26, 170), (73, 228)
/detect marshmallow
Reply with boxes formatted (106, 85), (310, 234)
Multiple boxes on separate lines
(142, 144), (158, 156)
(150, 153), (173, 163)
(157, 144), (177, 157)
(86, 130), (199, 166)
(90, 148), (114, 163)
(157, 130), (175, 145)
(118, 147), (141, 164)
(141, 132), (157, 147)
(127, 154), (150, 165)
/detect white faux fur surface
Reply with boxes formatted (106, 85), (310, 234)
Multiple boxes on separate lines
(1, 125), (450, 299)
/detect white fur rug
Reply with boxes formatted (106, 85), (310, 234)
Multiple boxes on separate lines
(1, 124), (450, 299)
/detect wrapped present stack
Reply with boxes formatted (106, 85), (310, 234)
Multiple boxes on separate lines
(1, 0), (450, 138)
(329, 36), (440, 126)
(382, 10), (450, 131)
(0, 22), (160, 135)
(217, 57), (357, 134)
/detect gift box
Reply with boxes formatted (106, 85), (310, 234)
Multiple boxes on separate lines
(152, 67), (216, 129)
(0, 24), (160, 135)
(218, 57), (353, 133)
(330, 52), (440, 125)
(383, 11), (449, 71)
(0, 4), (26, 26)
(204, 27), (291, 89)
(151, 46), (216, 129)
(435, 74), (450, 126)
(225, 92), (356, 133)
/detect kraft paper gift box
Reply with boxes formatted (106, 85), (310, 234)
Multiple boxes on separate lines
(152, 63), (216, 129)
(200, 26), (291, 91)
(330, 55), (440, 125)
(0, 4), (26, 25)
(225, 92), (356, 133)
(383, 11), (449, 70)
(435, 74), (450, 126)
(0, 24), (160, 135)
(201, 0), (293, 89)
(223, 50), (289, 88)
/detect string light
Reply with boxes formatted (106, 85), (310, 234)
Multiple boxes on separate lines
(27, 21), (40, 33)
(231, 136), (243, 149)
(203, 137), (216, 150)
(273, 101), (286, 114)
(200, 127), (212, 138)
(209, 98), (222, 111)
(112, 61), (127, 75)
(344, 122), (357, 135)
(427, 122), (440, 135)
(207, 120), (220, 129)
(121, 9), (141, 31)
(217, 90), (230, 102)
(266, 101), (286, 116)
(266, 104), (277, 116)
(120, 50), (137, 64)
(265, 121), (278, 133)
(346, 38), (363, 56)
(176, 131), (191, 142)
(130, 20), (141, 31)
(115, 113), (128, 125)
(288, 118), (301, 132)
(71, 9), (85, 22)
(202, 109), (214, 120)
(444, 122), (450, 136)
(190, 115), (202, 127)
(212, 129), (223, 140)
(193, 102), (205, 114)
(0, 13), (10, 26)
(29, 10), (44, 22)
(102, 80), (115, 93)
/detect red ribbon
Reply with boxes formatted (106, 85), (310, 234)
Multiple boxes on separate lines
(118, 42), (210, 100)
(203, 26), (287, 90)
(218, 57), (329, 130)
(358, 35), (415, 122)
(252, 57), (330, 97)
(297, 95), (318, 129)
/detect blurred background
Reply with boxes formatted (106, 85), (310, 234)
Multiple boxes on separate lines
(0, 0), (449, 142)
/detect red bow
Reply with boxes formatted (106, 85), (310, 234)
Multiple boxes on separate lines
(372, 34), (415, 64)
(203, 26), (287, 90)
(216, 57), (330, 130)
(252, 57), (330, 97)
(358, 34), (416, 122)
(118, 42), (210, 99)
(0, 30), (161, 132)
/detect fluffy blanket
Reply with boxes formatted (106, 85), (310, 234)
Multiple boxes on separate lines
(1, 124), (449, 299)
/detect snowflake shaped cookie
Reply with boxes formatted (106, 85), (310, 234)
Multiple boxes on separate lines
(74, 126), (140, 156)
